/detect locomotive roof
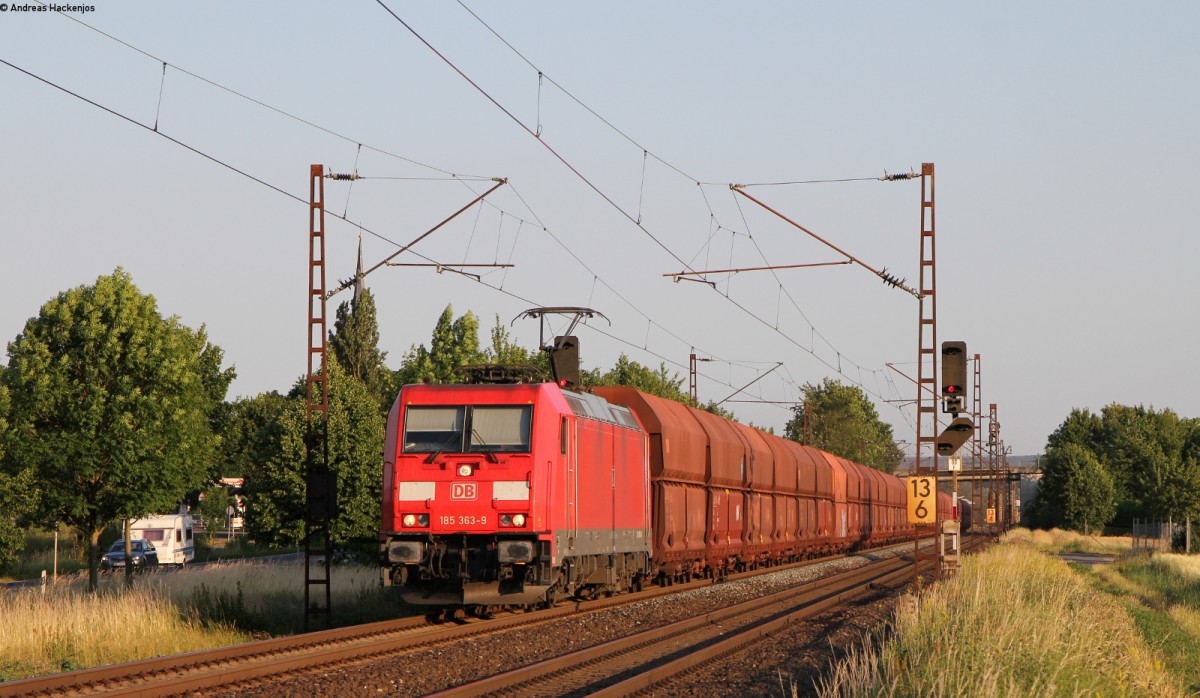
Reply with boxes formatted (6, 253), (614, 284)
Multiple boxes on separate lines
(561, 389), (642, 431)
(396, 382), (641, 431)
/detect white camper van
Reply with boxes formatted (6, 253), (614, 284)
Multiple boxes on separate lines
(131, 513), (195, 566)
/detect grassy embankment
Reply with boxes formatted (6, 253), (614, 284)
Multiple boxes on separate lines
(815, 529), (1199, 697)
(0, 558), (410, 682)
(2, 526), (289, 582)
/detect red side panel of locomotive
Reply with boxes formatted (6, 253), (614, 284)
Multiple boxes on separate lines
(590, 387), (707, 577)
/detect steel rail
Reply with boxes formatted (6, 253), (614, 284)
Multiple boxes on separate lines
(0, 553), (847, 696)
(597, 536), (987, 697)
(0, 539), (948, 697)
(430, 553), (922, 697)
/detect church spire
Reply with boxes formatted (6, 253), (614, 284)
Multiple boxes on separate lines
(354, 233), (365, 304)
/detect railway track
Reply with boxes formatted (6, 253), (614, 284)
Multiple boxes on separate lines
(429, 552), (927, 697)
(0, 538), (969, 697)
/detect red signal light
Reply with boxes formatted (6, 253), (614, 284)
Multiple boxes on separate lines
(558, 379), (568, 387)
(946, 385), (956, 393)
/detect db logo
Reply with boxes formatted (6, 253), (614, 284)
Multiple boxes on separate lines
(450, 482), (477, 500)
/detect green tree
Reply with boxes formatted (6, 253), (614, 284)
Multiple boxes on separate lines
(581, 354), (690, 402)
(217, 391), (289, 481)
(1, 269), (233, 590)
(0, 381), (40, 572)
(783, 378), (903, 473)
(1044, 404), (1200, 525)
(197, 484), (232, 535)
(243, 357), (384, 547)
(394, 305), (485, 385)
(1030, 442), (1116, 533)
(1045, 408), (1102, 453)
(1136, 448), (1200, 521)
(329, 287), (393, 407)
(484, 315), (547, 369)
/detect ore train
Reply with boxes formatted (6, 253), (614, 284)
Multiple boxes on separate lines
(379, 379), (956, 610)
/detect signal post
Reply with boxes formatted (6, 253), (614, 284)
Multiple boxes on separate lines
(937, 342), (973, 574)
(907, 164), (976, 584)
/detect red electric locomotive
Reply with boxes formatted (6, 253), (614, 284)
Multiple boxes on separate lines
(381, 379), (955, 609)
(380, 382), (652, 609)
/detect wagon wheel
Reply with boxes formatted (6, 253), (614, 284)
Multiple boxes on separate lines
(541, 586), (558, 609)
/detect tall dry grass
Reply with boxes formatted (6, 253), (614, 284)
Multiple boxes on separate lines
(1156, 553), (1200, 581)
(0, 587), (247, 681)
(0, 560), (408, 682)
(1150, 553), (1200, 641)
(1098, 552), (1200, 676)
(1003, 526), (1132, 555)
(815, 537), (1185, 697)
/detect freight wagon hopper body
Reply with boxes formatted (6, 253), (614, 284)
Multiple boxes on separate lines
(594, 386), (842, 580)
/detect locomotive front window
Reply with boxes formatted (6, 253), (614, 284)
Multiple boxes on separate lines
(469, 406), (532, 453)
(402, 406), (466, 453)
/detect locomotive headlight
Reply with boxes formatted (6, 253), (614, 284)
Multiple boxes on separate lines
(402, 514), (417, 527)
(457, 464), (473, 477)
(498, 513), (526, 528)
(418, 514), (429, 526)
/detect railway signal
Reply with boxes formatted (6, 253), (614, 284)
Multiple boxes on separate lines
(936, 417), (975, 456)
(941, 341), (967, 414)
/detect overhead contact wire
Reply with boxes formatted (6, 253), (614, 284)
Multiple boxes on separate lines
(38, 0), (484, 179)
(0, 56), (767, 410)
(415, 0), (921, 419)
(374, 0), (695, 272)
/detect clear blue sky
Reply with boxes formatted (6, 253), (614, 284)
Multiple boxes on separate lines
(2, 2), (1197, 456)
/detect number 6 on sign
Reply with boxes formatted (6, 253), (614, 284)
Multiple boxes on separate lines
(906, 476), (937, 524)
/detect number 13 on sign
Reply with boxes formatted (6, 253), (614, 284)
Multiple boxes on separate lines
(906, 476), (936, 524)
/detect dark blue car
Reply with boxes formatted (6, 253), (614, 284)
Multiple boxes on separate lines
(100, 539), (160, 571)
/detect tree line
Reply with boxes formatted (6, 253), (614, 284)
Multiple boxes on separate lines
(0, 269), (905, 588)
(1030, 405), (1200, 533)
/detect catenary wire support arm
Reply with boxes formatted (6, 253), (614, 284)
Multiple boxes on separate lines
(715, 362), (783, 406)
(664, 260), (852, 280)
(385, 262), (513, 283)
(729, 184), (923, 299)
(885, 362), (940, 400)
(326, 177), (508, 298)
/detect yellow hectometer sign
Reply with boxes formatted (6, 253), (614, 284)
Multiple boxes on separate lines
(906, 476), (936, 525)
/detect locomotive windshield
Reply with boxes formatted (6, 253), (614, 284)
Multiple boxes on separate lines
(402, 405), (532, 454)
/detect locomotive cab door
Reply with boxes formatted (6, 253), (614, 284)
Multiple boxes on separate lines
(562, 415), (578, 549)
